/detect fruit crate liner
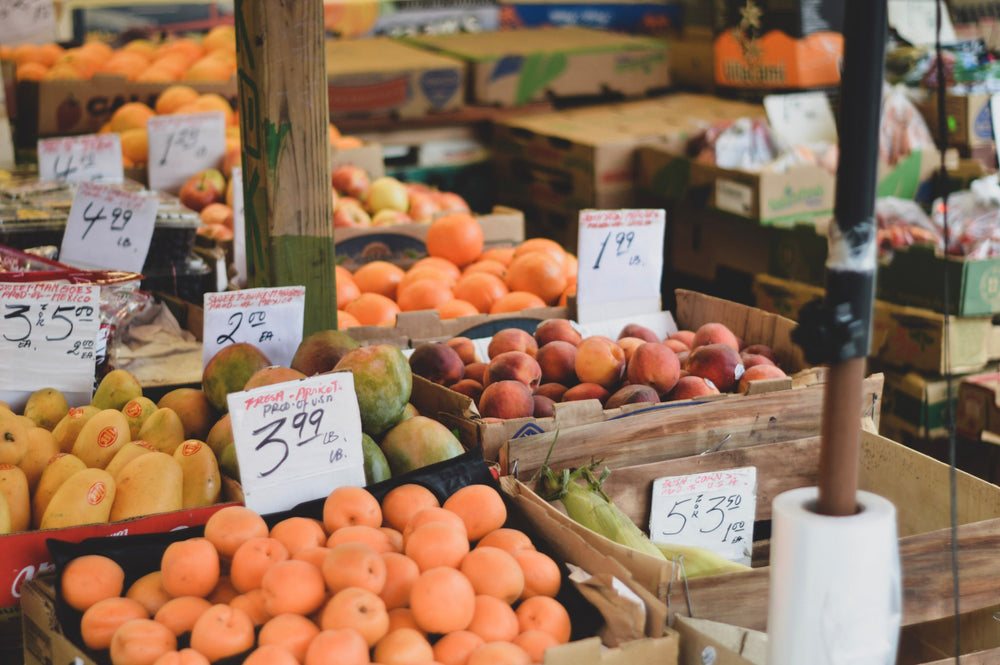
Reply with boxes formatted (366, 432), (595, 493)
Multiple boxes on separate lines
(46, 447), (603, 664)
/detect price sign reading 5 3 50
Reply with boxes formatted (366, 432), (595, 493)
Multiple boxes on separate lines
(228, 372), (365, 515)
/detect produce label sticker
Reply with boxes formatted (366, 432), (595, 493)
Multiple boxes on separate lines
(147, 111), (226, 194)
(576, 208), (665, 323)
(764, 91), (838, 146)
(0, 283), (100, 409)
(202, 286), (305, 369)
(0, 0), (56, 46)
(60, 182), (159, 273)
(649, 466), (756, 566)
(228, 371), (365, 514)
(38, 134), (124, 184)
(230, 167), (247, 287)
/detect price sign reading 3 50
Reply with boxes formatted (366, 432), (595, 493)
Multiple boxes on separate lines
(227, 372), (365, 514)
(576, 209), (665, 307)
(147, 111), (226, 194)
(649, 466), (757, 566)
(38, 134), (124, 184)
(59, 182), (158, 273)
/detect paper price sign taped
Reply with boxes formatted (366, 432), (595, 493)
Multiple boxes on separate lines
(0, 283), (100, 409)
(147, 111), (226, 194)
(228, 372), (365, 514)
(0, 0), (56, 46)
(38, 134), (124, 184)
(203, 286), (305, 369)
(763, 91), (838, 146)
(230, 167), (247, 287)
(649, 466), (756, 566)
(60, 182), (159, 273)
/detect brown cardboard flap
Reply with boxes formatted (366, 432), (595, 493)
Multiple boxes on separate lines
(326, 37), (467, 75)
(674, 616), (766, 665)
(406, 26), (666, 59)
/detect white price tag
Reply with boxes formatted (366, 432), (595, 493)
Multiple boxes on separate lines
(59, 182), (159, 273)
(227, 372), (365, 514)
(576, 209), (665, 323)
(763, 91), (839, 146)
(231, 167), (247, 288)
(0, 0), (56, 46)
(147, 112), (226, 194)
(202, 286), (306, 369)
(649, 466), (756, 566)
(38, 134), (124, 184)
(0, 283), (100, 410)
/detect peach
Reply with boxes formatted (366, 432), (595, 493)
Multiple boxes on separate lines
(740, 352), (776, 369)
(686, 344), (744, 392)
(560, 383), (610, 405)
(447, 337), (480, 364)
(626, 343), (681, 397)
(616, 337), (646, 363)
(737, 364), (787, 393)
(534, 319), (582, 347)
(371, 209), (412, 226)
(409, 342), (464, 386)
(668, 376), (721, 401)
(663, 339), (690, 354)
(450, 379), (484, 403)
(331, 164), (370, 199)
(606, 384), (660, 409)
(691, 322), (739, 351)
(464, 362), (487, 385)
(535, 383), (568, 402)
(536, 341), (578, 386)
(742, 344), (776, 361)
(408, 190), (439, 222)
(478, 381), (534, 420)
(618, 323), (659, 344)
(484, 351), (542, 392)
(333, 201), (371, 228)
(488, 328), (538, 359)
(668, 330), (696, 348)
(574, 336), (626, 391)
(532, 395), (556, 418)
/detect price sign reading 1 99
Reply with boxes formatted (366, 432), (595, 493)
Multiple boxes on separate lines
(576, 209), (665, 307)
(592, 230), (642, 269)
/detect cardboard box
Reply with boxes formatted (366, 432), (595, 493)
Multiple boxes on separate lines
(878, 244), (1000, 317)
(674, 617), (765, 665)
(668, 26), (715, 92)
(497, 0), (684, 36)
(14, 76), (237, 146)
(881, 368), (966, 440)
(325, 37), (465, 120)
(917, 92), (994, 151)
(403, 26), (671, 107)
(955, 370), (1000, 444)
(323, 0), (501, 39)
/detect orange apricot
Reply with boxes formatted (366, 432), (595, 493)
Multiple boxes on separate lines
(189, 604), (256, 661)
(61, 554), (125, 611)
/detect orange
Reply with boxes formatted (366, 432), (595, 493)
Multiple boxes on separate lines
(466, 595), (519, 643)
(43, 64), (82, 80)
(410, 256), (461, 283)
(513, 238), (566, 267)
(402, 507), (467, 542)
(372, 628), (434, 665)
(379, 552), (419, 610)
(100, 51), (151, 80)
(258, 613), (321, 663)
(466, 641), (531, 665)
(327, 524), (394, 553)
(79, 40), (113, 64)
(453, 273), (509, 314)
(154, 596), (213, 636)
(459, 547), (524, 603)
(433, 630), (485, 665)
(190, 604), (256, 662)
(270, 516), (327, 556)
(55, 48), (103, 78)
(243, 645), (299, 665)
(397, 280), (454, 313)
(404, 521), (470, 571)
(563, 253), (578, 280)
(191, 93), (236, 122)
(204, 505), (269, 560)
(320, 586), (389, 646)
(399, 265), (457, 292)
(156, 38), (204, 65)
(122, 39), (158, 60)
(292, 546), (331, 570)
(344, 292), (400, 327)
(37, 43), (64, 67)
(12, 44), (42, 66)
(305, 628), (370, 665)
(489, 291), (547, 315)
(183, 55), (235, 82)
(203, 25), (236, 53)
(443, 484), (507, 542)
(323, 485), (382, 533)
(152, 647), (210, 665)
(322, 542), (387, 595)
(480, 247), (515, 266)
(352, 261), (406, 299)
(335, 267), (362, 309)
(126, 572), (172, 616)
(155, 85), (200, 115)
(558, 282), (576, 307)
(109, 102), (155, 133)
(382, 484), (439, 532)
(386, 607), (423, 634)
(229, 588), (272, 626)
(229, 537), (290, 593)
(514, 595), (571, 643)
(120, 128), (149, 164)
(135, 65), (180, 83)
(512, 630), (559, 663)
(426, 213), (484, 268)
(409, 567), (475, 634)
(333, 136), (364, 150)
(16, 62), (48, 81)
(476, 528), (535, 555)
(337, 310), (361, 330)
(462, 259), (507, 280)
(109, 618), (177, 665)
(61, 554), (124, 612)
(514, 549), (561, 598)
(329, 123), (342, 142)
(439, 299), (480, 321)
(261, 559), (327, 616)
(151, 53), (190, 78)
(504, 252), (568, 306)
(161, 537), (220, 597)
(80, 597), (149, 650)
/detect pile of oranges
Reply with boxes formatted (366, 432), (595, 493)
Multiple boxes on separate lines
(5, 27), (237, 84)
(337, 215), (578, 330)
(61, 482), (573, 665)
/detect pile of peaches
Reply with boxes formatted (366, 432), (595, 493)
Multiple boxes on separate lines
(59, 482), (574, 665)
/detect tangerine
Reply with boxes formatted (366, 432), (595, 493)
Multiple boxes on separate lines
(505, 252), (568, 305)
(453, 273), (509, 314)
(426, 213), (483, 267)
(397, 280), (454, 313)
(489, 292), (547, 315)
(352, 261), (406, 299)
(344, 293), (400, 327)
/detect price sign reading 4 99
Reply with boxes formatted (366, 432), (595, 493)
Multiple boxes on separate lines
(0, 283), (100, 408)
(227, 372), (365, 514)
(59, 182), (159, 274)
(648, 466), (757, 566)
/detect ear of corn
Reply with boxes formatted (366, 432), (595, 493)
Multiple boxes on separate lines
(654, 542), (752, 579)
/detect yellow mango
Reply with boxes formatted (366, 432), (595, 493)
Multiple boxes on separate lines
(17, 427), (60, 494)
(0, 464), (30, 532)
(121, 396), (158, 440)
(40, 467), (116, 530)
(91, 369), (142, 411)
(32, 453), (87, 528)
(104, 441), (157, 481)
(137, 407), (185, 455)
(52, 406), (100, 453)
(0, 409), (30, 465)
(173, 440), (221, 509)
(111, 452), (182, 522)
(0, 492), (10, 534)
(23, 388), (70, 431)
(71, 409), (131, 468)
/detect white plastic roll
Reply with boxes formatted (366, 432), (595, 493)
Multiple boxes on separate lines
(767, 487), (901, 665)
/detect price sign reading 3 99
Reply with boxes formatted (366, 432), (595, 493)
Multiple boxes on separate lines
(227, 372), (365, 514)
(59, 182), (159, 274)
(648, 466), (757, 566)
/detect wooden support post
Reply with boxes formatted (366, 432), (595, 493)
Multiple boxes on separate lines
(234, 0), (336, 334)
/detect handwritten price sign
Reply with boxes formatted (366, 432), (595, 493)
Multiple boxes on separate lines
(575, 209), (665, 322)
(38, 134), (124, 184)
(649, 466), (756, 565)
(0, 0), (56, 46)
(59, 182), (158, 273)
(228, 372), (365, 514)
(202, 286), (305, 369)
(0, 283), (100, 409)
(147, 111), (226, 194)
